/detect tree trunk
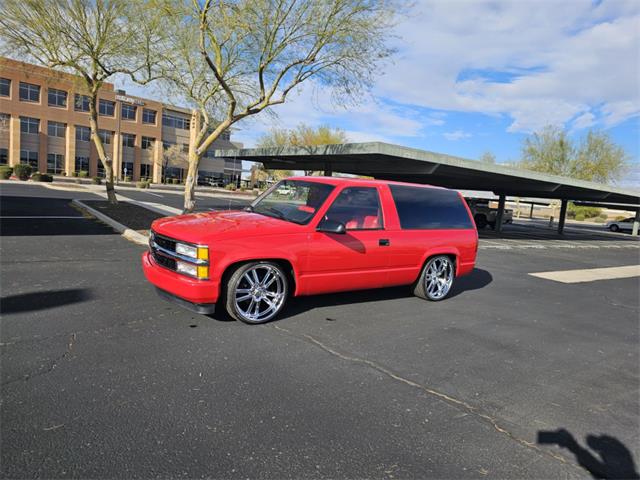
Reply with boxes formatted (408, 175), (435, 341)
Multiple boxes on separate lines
(183, 150), (200, 213)
(88, 91), (117, 204)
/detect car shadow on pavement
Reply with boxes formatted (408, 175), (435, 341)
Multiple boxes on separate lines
(279, 268), (492, 321)
(0, 288), (94, 314)
(538, 429), (639, 479)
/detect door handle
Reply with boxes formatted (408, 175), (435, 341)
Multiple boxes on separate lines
(379, 239), (390, 246)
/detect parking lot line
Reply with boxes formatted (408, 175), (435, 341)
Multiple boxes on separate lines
(529, 265), (640, 283)
(0, 215), (85, 219)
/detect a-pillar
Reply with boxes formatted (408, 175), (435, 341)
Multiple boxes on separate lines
(558, 199), (568, 235)
(495, 194), (506, 233)
(632, 209), (640, 236)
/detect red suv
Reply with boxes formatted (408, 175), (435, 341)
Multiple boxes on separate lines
(142, 177), (478, 324)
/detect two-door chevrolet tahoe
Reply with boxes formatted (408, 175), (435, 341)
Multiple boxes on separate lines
(142, 177), (478, 324)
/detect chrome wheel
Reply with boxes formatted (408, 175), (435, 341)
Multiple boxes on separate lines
(233, 264), (286, 323)
(424, 256), (454, 300)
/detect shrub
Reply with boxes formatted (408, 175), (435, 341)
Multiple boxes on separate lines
(31, 172), (53, 182)
(0, 166), (13, 179)
(136, 180), (149, 189)
(574, 213), (585, 221)
(592, 217), (606, 223)
(598, 213), (608, 220)
(71, 171), (79, 177)
(615, 215), (627, 221)
(13, 164), (32, 181)
(225, 183), (237, 191)
(78, 170), (89, 178)
(124, 175), (132, 182)
(171, 178), (179, 184)
(92, 176), (102, 185)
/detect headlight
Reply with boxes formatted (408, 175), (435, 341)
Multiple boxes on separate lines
(176, 260), (209, 280)
(176, 242), (209, 261)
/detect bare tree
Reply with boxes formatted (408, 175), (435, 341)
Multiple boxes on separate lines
(156, 0), (398, 212)
(158, 144), (189, 183)
(0, 0), (165, 203)
(257, 123), (349, 176)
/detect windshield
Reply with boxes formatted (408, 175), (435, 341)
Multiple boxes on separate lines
(250, 180), (335, 225)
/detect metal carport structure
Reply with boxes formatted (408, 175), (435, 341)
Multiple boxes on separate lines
(216, 142), (640, 235)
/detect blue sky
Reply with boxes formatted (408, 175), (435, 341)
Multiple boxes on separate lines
(120, 0), (640, 186)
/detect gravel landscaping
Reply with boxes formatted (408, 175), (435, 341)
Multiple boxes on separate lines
(83, 200), (167, 232)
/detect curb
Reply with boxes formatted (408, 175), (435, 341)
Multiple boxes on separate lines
(72, 199), (149, 246)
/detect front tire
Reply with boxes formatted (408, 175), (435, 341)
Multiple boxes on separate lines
(609, 224), (620, 232)
(414, 255), (455, 301)
(224, 261), (288, 324)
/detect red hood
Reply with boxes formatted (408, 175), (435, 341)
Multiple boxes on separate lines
(151, 210), (307, 245)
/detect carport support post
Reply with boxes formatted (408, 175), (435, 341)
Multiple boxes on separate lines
(633, 209), (640, 236)
(495, 194), (506, 233)
(558, 199), (568, 235)
(529, 203), (534, 218)
(324, 163), (333, 177)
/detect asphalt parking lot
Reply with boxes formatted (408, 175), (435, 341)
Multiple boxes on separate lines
(1, 183), (639, 479)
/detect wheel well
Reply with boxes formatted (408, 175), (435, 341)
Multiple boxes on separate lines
(221, 259), (297, 296)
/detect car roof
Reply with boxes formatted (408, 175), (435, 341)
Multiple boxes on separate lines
(286, 176), (447, 191)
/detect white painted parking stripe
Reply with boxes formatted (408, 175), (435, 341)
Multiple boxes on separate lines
(529, 265), (640, 283)
(0, 215), (84, 219)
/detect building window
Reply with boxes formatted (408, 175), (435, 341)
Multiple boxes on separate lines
(220, 130), (231, 141)
(162, 141), (175, 150)
(48, 88), (67, 107)
(19, 82), (40, 102)
(122, 161), (133, 178)
(0, 113), (9, 129)
(97, 163), (105, 178)
(75, 94), (90, 112)
(20, 116), (39, 134)
(121, 104), (137, 121)
(20, 150), (38, 169)
(142, 109), (156, 124)
(162, 112), (190, 130)
(47, 121), (66, 138)
(122, 133), (135, 148)
(98, 99), (115, 116)
(0, 148), (8, 165)
(0, 78), (10, 97)
(142, 136), (154, 150)
(140, 164), (151, 179)
(47, 153), (64, 174)
(98, 129), (112, 145)
(75, 156), (89, 173)
(76, 125), (91, 142)
(165, 166), (184, 181)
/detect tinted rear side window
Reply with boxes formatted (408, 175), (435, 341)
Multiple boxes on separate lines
(389, 185), (473, 229)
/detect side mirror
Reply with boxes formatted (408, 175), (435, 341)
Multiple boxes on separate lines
(317, 219), (346, 234)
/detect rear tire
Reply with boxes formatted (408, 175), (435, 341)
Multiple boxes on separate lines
(224, 261), (288, 324)
(474, 214), (488, 229)
(414, 255), (455, 301)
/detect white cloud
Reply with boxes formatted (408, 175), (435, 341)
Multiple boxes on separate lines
(443, 130), (472, 141)
(376, 0), (640, 132)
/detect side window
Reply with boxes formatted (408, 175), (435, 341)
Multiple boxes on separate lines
(324, 187), (383, 230)
(390, 185), (473, 229)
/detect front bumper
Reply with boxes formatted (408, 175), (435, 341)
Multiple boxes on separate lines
(155, 287), (216, 315)
(142, 251), (220, 305)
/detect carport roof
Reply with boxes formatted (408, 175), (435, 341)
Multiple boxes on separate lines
(216, 142), (640, 206)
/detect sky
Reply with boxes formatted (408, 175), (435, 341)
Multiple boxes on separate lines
(119, 0), (640, 187)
